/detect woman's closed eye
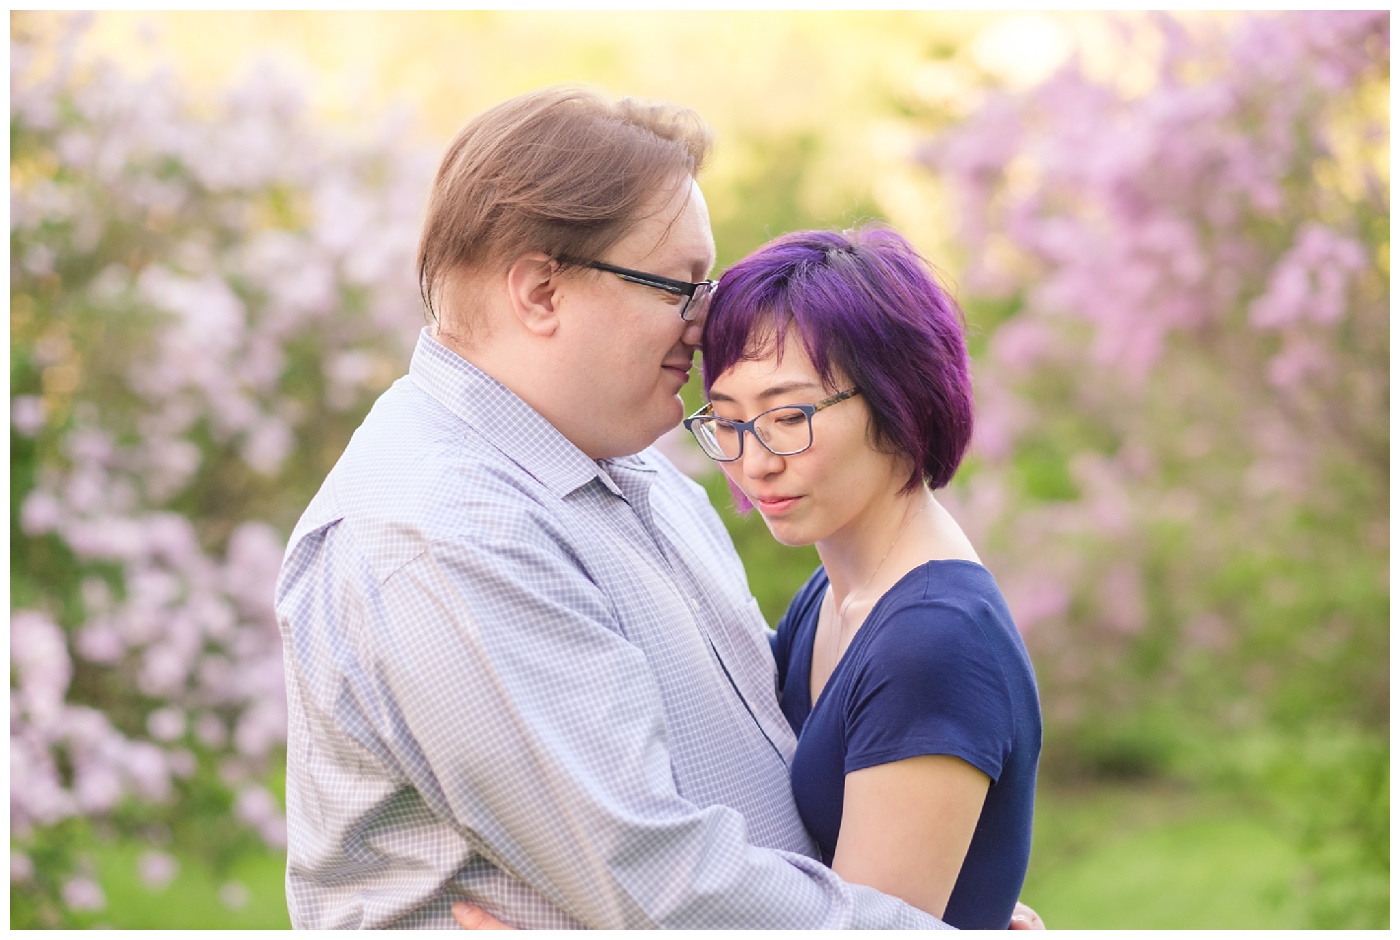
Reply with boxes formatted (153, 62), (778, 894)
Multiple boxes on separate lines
(712, 421), (741, 439)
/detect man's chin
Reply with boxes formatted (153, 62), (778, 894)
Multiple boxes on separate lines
(643, 401), (686, 451)
(593, 410), (680, 460)
(659, 393), (686, 425)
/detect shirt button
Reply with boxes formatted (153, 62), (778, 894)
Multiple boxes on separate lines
(690, 598), (701, 612)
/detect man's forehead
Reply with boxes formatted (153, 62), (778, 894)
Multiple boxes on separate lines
(625, 178), (714, 265)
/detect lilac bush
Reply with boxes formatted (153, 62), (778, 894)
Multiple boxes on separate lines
(10, 15), (434, 924)
(920, 17), (1387, 921)
(922, 7), (1388, 780)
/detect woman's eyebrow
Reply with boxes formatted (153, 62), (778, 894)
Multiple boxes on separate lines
(708, 380), (824, 404)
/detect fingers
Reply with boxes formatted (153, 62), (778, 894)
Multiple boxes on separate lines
(1009, 901), (1046, 929)
(453, 903), (489, 930)
(452, 902), (515, 930)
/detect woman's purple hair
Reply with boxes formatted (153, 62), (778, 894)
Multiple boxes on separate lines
(701, 225), (973, 497)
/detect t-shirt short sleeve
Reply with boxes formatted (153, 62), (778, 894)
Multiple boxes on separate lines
(841, 597), (1015, 783)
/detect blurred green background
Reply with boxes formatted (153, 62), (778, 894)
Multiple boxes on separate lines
(10, 10), (1388, 929)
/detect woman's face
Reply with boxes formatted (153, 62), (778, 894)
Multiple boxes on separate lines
(707, 329), (910, 549)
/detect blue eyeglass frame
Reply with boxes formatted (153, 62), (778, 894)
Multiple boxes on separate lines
(683, 388), (862, 461)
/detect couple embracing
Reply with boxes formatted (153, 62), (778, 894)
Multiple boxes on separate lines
(275, 85), (1041, 931)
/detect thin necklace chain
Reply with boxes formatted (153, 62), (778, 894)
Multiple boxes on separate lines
(830, 495), (932, 663)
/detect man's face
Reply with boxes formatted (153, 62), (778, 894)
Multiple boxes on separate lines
(556, 177), (717, 459)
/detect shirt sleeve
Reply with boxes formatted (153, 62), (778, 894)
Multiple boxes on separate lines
(364, 523), (952, 930)
(842, 597), (1016, 783)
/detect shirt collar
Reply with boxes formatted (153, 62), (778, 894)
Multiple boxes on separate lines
(407, 328), (656, 499)
(408, 328), (603, 497)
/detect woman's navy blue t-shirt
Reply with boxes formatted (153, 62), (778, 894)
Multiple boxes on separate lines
(772, 560), (1041, 930)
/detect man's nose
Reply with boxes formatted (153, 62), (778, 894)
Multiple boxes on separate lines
(681, 302), (708, 347)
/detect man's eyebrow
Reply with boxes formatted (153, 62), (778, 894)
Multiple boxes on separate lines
(708, 381), (824, 404)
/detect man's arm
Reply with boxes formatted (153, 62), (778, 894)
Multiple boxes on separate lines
(368, 533), (949, 929)
(451, 901), (1049, 930)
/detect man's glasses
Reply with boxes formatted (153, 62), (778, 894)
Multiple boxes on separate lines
(566, 258), (716, 321)
(684, 389), (861, 462)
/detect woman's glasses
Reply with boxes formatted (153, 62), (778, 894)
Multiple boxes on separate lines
(683, 389), (861, 462)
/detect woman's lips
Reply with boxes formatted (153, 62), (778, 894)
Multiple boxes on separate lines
(754, 495), (801, 516)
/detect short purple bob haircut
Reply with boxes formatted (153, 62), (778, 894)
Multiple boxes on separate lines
(701, 225), (974, 494)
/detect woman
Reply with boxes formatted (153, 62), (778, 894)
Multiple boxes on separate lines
(451, 225), (1043, 932)
(684, 225), (1041, 929)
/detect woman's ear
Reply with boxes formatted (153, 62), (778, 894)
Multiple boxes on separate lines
(505, 252), (563, 337)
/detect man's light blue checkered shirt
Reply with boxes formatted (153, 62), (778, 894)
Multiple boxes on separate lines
(276, 329), (950, 929)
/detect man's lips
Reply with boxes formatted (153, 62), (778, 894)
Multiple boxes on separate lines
(663, 361), (692, 382)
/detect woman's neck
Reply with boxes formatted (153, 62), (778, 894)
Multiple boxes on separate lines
(816, 488), (981, 609)
(816, 488), (934, 608)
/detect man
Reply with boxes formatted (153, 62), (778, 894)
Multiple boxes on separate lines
(277, 86), (1013, 929)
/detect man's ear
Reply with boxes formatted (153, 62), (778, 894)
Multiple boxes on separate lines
(505, 252), (563, 337)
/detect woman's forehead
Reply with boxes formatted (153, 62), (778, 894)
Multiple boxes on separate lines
(713, 329), (848, 398)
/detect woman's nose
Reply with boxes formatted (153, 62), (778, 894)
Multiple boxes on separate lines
(738, 433), (783, 477)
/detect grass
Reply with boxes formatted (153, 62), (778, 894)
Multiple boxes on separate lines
(39, 838), (291, 930)
(1022, 781), (1314, 929)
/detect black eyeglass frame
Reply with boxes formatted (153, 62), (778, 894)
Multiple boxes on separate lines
(563, 257), (716, 321)
(683, 388), (862, 462)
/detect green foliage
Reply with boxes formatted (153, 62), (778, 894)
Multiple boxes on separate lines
(1026, 735), (1389, 931)
(1025, 783), (1313, 929)
(11, 822), (291, 930)
(1186, 725), (1390, 929)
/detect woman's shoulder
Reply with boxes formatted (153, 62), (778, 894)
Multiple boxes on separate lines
(883, 559), (1007, 621)
(866, 560), (1027, 662)
(848, 562), (1039, 730)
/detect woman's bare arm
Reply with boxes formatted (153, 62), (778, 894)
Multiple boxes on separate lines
(831, 754), (991, 919)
